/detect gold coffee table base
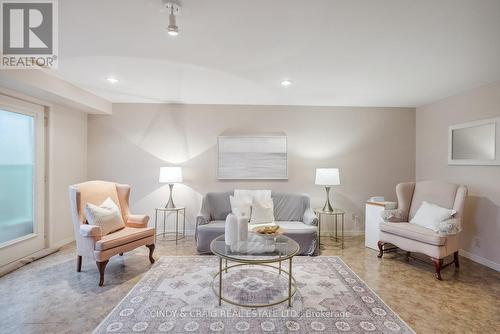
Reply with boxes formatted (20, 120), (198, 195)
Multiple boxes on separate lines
(212, 261), (297, 308)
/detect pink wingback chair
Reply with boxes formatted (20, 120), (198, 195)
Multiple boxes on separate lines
(377, 180), (467, 280)
(69, 181), (155, 286)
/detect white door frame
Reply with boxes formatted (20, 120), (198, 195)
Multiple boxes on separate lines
(0, 94), (46, 267)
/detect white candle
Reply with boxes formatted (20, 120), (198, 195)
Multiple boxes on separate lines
(225, 213), (238, 246)
(237, 215), (248, 242)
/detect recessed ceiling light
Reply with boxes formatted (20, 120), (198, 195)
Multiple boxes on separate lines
(281, 79), (293, 87)
(106, 77), (118, 84)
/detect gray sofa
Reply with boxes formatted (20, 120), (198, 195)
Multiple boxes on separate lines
(195, 191), (318, 255)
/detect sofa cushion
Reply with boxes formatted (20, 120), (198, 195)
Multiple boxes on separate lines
(95, 227), (155, 251)
(234, 189), (271, 201)
(84, 197), (125, 235)
(201, 192), (313, 222)
(197, 220), (226, 233)
(77, 181), (122, 222)
(206, 192), (233, 220)
(250, 198), (275, 224)
(199, 221), (317, 235)
(410, 201), (456, 231)
(278, 221), (317, 234)
(409, 181), (458, 221)
(272, 193), (310, 221)
(230, 195), (252, 218)
(379, 222), (446, 246)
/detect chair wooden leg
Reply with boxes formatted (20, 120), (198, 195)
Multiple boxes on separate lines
(146, 244), (155, 264)
(454, 251), (460, 269)
(431, 257), (443, 280)
(96, 260), (109, 286)
(76, 255), (82, 272)
(377, 241), (385, 258)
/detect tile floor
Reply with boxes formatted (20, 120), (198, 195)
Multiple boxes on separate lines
(0, 236), (498, 333)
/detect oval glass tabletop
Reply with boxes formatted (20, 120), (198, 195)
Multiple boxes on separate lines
(210, 233), (300, 263)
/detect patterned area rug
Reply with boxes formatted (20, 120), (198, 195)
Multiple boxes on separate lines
(94, 256), (413, 333)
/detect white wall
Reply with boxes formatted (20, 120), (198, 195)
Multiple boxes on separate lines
(47, 105), (87, 247)
(416, 81), (500, 270)
(88, 104), (415, 235)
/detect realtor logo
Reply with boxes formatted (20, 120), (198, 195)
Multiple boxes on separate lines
(1, 0), (58, 68)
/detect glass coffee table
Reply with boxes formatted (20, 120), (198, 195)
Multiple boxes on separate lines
(210, 234), (300, 308)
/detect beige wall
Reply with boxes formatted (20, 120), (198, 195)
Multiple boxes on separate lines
(416, 81), (500, 269)
(47, 105), (87, 247)
(88, 104), (415, 235)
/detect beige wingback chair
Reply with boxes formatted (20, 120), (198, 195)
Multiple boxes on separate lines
(377, 180), (467, 280)
(69, 181), (155, 286)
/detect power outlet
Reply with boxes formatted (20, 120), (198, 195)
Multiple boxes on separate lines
(474, 237), (481, 248)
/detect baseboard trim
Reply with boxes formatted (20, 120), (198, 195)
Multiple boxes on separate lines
(50, 236), (74, 248)
(320, 231), (364, 237)
(0, 247), (59, 277)
(459, 249), (500, 271)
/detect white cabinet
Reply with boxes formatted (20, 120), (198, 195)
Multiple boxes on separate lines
(365, 201), (396, 250)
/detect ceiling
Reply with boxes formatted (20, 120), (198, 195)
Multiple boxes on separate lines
(54, 0), (500, 107)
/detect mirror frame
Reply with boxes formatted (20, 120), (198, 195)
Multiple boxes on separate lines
(448, 117), (500, 166)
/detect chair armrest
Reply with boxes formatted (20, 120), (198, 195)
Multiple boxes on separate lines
(196, 213), (210, 226)
(303, 208), (319, 226)
(126, 214), (150, 228)
(380, 209), (405, 222)
(437, 218), (462, 236)
(79, 224), (102, 239)
(195, 213), (210, 241)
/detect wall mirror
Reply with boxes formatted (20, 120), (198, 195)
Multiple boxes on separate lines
(448, 117), (500, 165)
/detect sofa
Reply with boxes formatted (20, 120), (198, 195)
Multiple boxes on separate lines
(195, 191), (318, 255)
(378, 180), (467, 280)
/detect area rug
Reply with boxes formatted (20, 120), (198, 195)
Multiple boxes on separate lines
(94, 256), (413, 333)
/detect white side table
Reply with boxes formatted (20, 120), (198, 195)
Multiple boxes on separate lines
(365, 201), (396, 250)
(154, 207), (186, 244)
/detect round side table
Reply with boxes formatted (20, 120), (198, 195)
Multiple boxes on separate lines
(154, 207), (186, 244)
(314, 208), (345, 249)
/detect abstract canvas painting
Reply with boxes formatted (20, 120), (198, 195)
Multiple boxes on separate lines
(217, 135), (287, 179)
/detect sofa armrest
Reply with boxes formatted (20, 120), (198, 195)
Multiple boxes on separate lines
(303, 208), (318, 226)
(126, 214), (150, 228)
(195, 213), (211, 241)
(437, 218), (462, 236)
(79, 224), (102, 239)
(196, 213), (210, 226)
(380, 209), (405, 223)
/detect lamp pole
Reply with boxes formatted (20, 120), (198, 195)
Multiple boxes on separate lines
(322, 186), (334, 212)
(165, 183), (176, 208)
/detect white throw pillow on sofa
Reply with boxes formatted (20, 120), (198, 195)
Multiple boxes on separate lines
(84, 197), (125, 235)
(234, 189), (271, 202)
(230, 195), (252, 219)
(410, 201), (456, 231)
(250, 198), (275, 224)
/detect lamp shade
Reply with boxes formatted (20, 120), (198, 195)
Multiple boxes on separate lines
(159, 167), (183, 183)
(315, 168), (340, 186)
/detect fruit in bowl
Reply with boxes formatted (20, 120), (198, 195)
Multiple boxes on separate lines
(253, 225), (283, 237)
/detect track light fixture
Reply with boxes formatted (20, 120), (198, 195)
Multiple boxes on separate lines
(165, 3), (180, 36)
